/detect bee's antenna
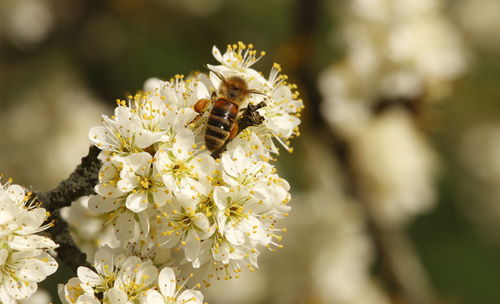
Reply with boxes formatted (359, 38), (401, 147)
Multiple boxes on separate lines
(205, 65), (226, 83)
(247, 89), (268, 97)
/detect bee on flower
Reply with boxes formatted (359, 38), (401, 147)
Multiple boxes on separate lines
(84, 43), (301, 283)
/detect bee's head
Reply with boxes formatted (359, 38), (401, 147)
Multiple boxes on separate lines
(210, 68), (266, 104)
(221, 76), (249, 104)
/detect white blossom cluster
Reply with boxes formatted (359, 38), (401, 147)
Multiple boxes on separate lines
(0, 178), (58, 304)
(319, 0), (463, 225)
(60, 42), (302, 301)
(59, 247), (203, 304)
(320, 0), (467, 138)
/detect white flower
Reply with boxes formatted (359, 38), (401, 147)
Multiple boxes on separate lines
(220, 146), (273, 188)
(211, 42), (266, 75)
(88, 194), (151, 244)
(0, 178), (58, 304)
(142, 268), (203, 304)
(95, 156), (127, 199)
(155, 145), (291, 275)
(117, 153), (172, 212)
(155, 197), (213, 264)
(58, 277), (98, 304)
(88, 82), (210, 248)
(221, 147), (291, 216)
(76, 247), (158, 303)
(144, 74), (210, 110)
(61, 196), (119, 261)
(213, 186), (270, 247)
(89, 105), (148, 157)
(89, 84), (202, 161)
(155, 130), (215, 197)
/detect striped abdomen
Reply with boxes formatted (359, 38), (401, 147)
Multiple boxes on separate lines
(205, 98), (238, 151)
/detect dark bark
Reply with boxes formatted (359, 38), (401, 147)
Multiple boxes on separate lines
(47, 210), (93, 271)
(35, 145), (101, 272)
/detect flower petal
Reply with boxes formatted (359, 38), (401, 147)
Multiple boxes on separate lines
(158, 267), (176, 298)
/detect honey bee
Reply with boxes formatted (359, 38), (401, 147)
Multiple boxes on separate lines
(193, 70), (264, 152)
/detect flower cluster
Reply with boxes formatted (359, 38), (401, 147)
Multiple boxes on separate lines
(78, 42), (301, 283)
(0, 178), (58, 304)
(319, 0), (463, 225)
(319, 0), (467, 138)
(59, 247), (203, 304)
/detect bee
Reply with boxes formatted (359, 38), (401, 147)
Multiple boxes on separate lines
(193, 70), (264, 152)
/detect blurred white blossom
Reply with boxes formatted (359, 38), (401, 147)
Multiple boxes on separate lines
(351, 110), (437, 226)
(311, 201), (389, 304)
(454, 0), (500, 52)
(0, 0), (54, 47)
(0, 66), (107, 191)
(285, 138), (390, 304)
(320, 0), (460, 225)
(320, 0), (467, 139)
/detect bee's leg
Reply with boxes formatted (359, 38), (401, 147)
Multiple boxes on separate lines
(238, 100), (266, 115)
(229, 122), (239, 140)
(187, 98), (212, 126)
(194, 98), (212, 114)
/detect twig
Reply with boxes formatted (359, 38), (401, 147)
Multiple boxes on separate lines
(47, 210), (93, 272)
(35, 145), (101, 272)
(365, 209), (434, 304)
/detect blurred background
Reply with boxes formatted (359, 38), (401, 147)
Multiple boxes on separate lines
(1, 0), (500, 303)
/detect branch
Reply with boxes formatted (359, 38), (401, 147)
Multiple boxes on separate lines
(47, 210), (93, 271)
(365, 210), (434, 304)
(210, 101), (266, 158)
(35, 145), (101, 272)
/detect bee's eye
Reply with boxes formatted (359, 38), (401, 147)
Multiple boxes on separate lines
(229, 86), (241, 98)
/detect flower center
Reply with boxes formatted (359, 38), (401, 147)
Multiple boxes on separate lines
(172, 162), (186, 172)
(140, 177), (152, 190)
(225, 203), (246, 222)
